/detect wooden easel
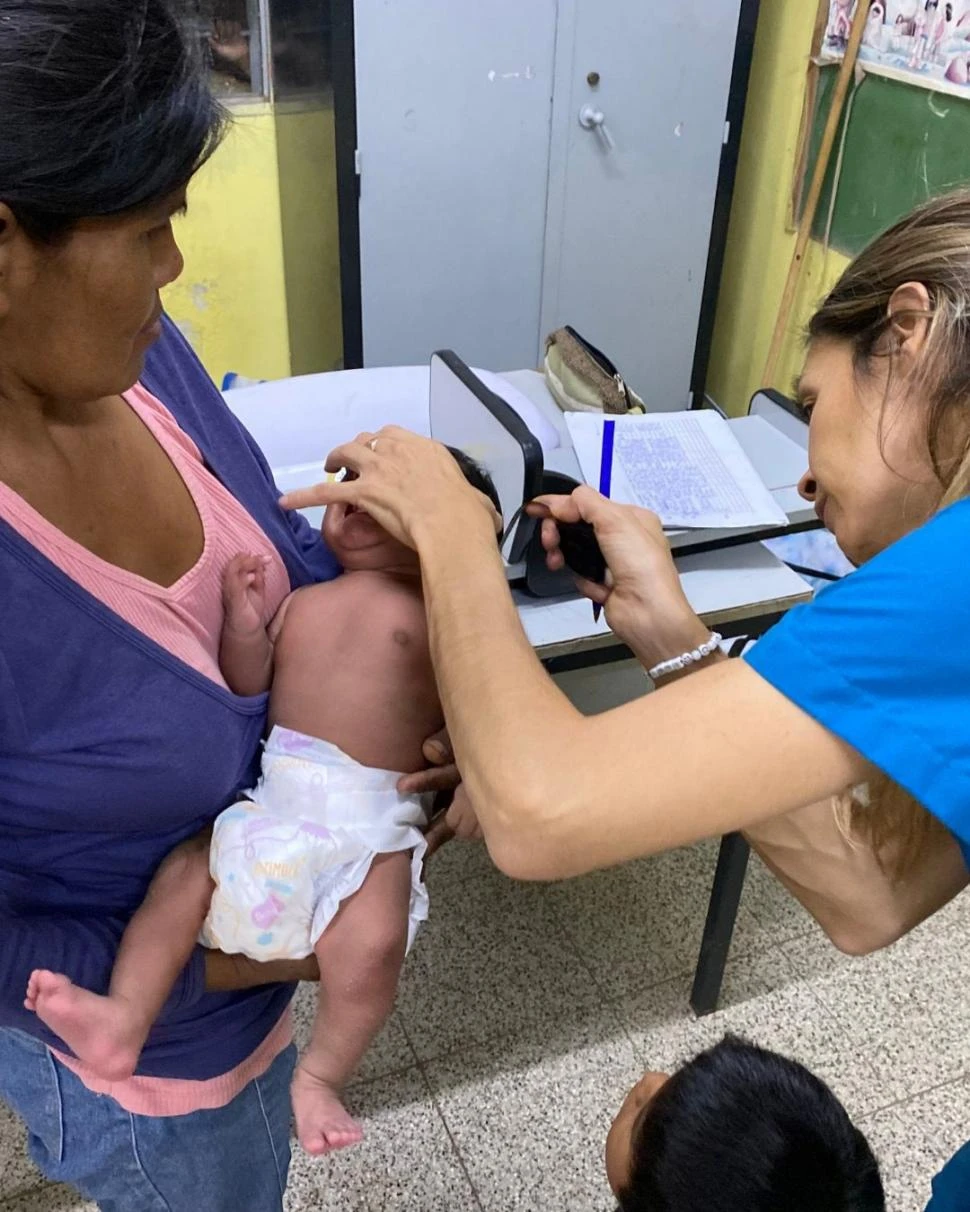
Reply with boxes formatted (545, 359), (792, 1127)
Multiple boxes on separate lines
(763, 0), (869, 387)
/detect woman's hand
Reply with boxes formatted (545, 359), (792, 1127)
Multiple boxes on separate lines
(401, 728), (464, 859)
(528, 486), (711, 671)
(398, 728), (460, 798)
(423, 787), (484, 860)
(204, 950), (320, 992)
(279, 427), (501, 554)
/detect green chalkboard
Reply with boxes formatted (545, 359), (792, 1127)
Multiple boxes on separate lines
(802, 65), (970, 256)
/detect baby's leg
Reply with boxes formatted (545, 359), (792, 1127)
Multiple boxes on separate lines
(26, 831), (214, 1082)
(291, 850), (412, 1155)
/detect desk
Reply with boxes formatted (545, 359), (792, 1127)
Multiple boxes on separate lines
(227, 367), (813, 1016)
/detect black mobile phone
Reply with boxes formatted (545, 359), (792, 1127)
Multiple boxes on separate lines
(525, 470), (608, 587)
(556, 519), (607, 584)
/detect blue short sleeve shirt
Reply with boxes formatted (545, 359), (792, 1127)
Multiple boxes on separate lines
(745, 499), (970, 869)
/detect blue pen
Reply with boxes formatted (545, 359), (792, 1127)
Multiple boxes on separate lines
(592, 418), (615, 623)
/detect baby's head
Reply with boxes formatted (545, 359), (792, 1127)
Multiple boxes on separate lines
(323, 446), (502, 573)
(607, 1035), (884, 1211)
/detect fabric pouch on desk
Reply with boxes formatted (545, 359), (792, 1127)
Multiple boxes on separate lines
(544, 326), (645, 415)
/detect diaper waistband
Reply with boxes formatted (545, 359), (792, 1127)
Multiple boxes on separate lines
(252, 726), (427, 826)
(263, 726), (401, 787)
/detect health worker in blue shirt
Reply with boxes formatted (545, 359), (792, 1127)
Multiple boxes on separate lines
(287, 190), (970, 1210)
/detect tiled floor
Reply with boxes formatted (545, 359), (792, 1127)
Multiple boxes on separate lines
(2, 838), (968, 1211)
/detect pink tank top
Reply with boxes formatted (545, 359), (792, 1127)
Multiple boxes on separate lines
(0, 384), (295, 1114)
(0, 384), (291, 685)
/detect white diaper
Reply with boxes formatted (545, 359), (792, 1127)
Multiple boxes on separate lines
(200, 726), (429, 961)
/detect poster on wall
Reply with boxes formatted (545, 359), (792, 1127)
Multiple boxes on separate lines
(822, 1), (970, 95)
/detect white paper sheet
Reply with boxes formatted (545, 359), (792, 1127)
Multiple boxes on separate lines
(564, 411), (787, 530)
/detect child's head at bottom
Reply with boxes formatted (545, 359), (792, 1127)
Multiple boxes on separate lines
(323, 445), (502, 571)
(607, 1034), (884, 1212)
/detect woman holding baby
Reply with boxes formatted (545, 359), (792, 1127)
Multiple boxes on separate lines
(0, 4), (479, 1206)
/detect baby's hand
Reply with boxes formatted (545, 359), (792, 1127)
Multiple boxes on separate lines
(223, 553), (272, 635)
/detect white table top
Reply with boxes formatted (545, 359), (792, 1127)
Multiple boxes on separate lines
(225, 366), (813, 662)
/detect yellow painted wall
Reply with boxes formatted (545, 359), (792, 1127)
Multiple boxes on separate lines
(163, 105), (292, 386)
(275, 102), (344, 376)
(707, 5), (852, 416)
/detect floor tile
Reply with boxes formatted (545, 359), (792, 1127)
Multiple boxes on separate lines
(783, 925), (970, 1105)
(546, 841), (787, 1001)
(861, 1103), (945, 1212)
(423, 834), (496, 893)
(739, 850), (818, 944)
(5, 879), (969, 1212)
(0, 1103), (40, 1206)
(777, 925), (865, 982)
(395, 866), (603, 1064)
(616, 949), (888, 1118)
(290, 984), (416, 1084)
(284, 1067), (477, 1212)
(920, 885), (970, 937)
(0, 1186), (94, 1212)
(863, 1075), (970, 1211)
(425, 1010), (641, 1212)
(897, 1075), (970, 1160)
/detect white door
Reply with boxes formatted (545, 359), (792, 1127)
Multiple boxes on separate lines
(353, 0), (743, 399)
(541, 0), (743, 410)
(354, 0), (558, 370)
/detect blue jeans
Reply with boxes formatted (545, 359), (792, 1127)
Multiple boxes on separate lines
(0, 1028), (296, 1211)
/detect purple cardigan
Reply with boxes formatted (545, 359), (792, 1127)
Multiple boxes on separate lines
(0, 317), (340, 1079)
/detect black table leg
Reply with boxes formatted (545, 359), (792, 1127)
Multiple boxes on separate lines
(688, 633), (763, 1016)
(690, 831), (751, 1016)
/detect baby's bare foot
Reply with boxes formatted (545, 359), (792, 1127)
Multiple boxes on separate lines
(291, 1064), (364, 1155)
(25, 970), (146, 1082)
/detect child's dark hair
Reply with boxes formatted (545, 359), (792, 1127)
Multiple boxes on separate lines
(445, 446), (502, 519)
(0, 0), (227, 242)
(619, 1036), (884, 1212)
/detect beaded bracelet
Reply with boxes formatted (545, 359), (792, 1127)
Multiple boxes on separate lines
(647, 631), (723, 682)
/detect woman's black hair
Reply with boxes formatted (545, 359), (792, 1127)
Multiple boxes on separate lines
(619, 1035), (885, 1212)
(0, 0), (228, 241)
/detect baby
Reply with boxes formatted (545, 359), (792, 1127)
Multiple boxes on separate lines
(25, 447), (500, 1156)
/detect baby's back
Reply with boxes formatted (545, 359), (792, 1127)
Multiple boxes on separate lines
(269, 572), (441, 775)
